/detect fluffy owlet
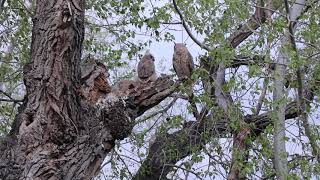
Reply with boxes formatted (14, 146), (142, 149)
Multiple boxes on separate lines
(137, 50), (157, 82)
(172, 43), (194, 80)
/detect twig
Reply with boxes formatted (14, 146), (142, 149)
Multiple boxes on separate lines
(172, 0), (211, 51)
(254, 78), (268, 115)
(0, 98), (23, 103)
(0, 89), (23, 103)
(135, 97), (178, 124)
(115, 150), (133, 178)
(162, 164), (203, 180)
(255, 2), (273, 116)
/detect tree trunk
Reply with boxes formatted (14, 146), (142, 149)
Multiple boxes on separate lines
(272, 1), (305, 179)
(0, 1), (177, 179)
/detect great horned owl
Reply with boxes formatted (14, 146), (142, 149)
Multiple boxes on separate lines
(137, 50), (157, 82)
(172, 43), (194, 80)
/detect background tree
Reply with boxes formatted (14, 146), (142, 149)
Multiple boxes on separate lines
(0, 0), (320, 179)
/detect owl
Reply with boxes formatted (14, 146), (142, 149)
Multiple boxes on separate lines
(137, 50), (157, 82)
(172, 43), (194, 80)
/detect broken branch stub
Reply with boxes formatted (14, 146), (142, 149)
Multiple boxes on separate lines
(125, 75), (178, 117)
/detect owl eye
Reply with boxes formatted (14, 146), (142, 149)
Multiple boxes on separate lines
(150, 55), (155, 61)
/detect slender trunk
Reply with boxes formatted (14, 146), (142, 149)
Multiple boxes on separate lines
(273, 1), (305, 179)
(273, 55), (289, 179)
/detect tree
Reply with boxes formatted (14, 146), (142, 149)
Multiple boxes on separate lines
(0, 0), (320, 179)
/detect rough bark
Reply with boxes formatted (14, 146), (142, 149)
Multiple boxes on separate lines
(0, 1), (178, 179)
(0, 72), (176, 180)
(227, 126), (250, 180)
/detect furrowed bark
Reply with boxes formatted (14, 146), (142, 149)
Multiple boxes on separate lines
(2, 0), (86, 178)
(0, 1), (178, 179)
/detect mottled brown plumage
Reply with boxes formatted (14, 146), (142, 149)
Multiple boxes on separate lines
(172, 43), (194, 80)
(138, 50), (157, 82)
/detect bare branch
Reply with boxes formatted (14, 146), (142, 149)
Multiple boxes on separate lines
(135, 97), (178, 124)
(172, 0), (212, 51)
(0, 98), (23, 103)
(0, 89), (23, 103)
(133, 95), (309, 180)
(227, 1), (281, 48)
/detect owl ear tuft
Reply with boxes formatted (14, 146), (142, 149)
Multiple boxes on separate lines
(145, 49), (151, 55)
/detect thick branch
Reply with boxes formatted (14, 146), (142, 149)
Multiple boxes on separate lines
(133, 97), (304, 180)
(0, 65), (177, 180)
(227, 0), (282, 48)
